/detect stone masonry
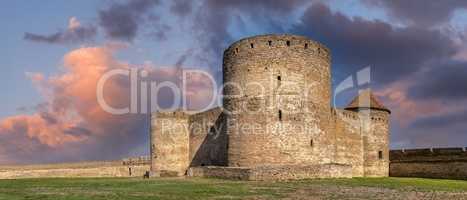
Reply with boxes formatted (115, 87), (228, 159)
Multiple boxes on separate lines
(0, 159), (150, 179)
(390, 148), (467, 180)
(150, 34), (391, 180)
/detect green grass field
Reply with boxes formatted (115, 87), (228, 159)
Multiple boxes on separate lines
(0, 177), (466, 200)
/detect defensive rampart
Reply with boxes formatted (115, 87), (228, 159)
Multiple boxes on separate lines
(389, 148), (467, 180)
(0, 158), (150, 179)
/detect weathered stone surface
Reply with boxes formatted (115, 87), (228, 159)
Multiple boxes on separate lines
(187, 164), (352, 181)
(0, 161), (149, 179)
(151, 110), (190, 177)
(150, 34), (391, 180)
(390, 148), (467, 180)
(223, 34), (332, 168)
(188, 108), (228, 167)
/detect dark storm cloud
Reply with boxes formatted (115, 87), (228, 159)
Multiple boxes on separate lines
(170, 0), (193, 17)
(410, 110), (467, 130)
(24, 24), (96, 44)
(192, 0), (310, 74)
(408, 61), (467, 100)
(364, 0), (467, 27)
(292, 3), (458, 85)
(203, 0), (310, 14)
(98, 0), (160, 41)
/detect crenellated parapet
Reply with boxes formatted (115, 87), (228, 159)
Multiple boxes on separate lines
(390, 148), (467, 162)
(153, 110), (190, 119)
(223, 34), (330, 63)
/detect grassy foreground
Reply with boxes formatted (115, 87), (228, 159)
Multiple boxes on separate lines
(0, 177), (466, 200)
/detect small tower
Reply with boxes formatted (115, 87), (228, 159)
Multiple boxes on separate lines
(150, 110), (190, 177)
(345, 90), (391, 114)
(345, 90), (391, 177)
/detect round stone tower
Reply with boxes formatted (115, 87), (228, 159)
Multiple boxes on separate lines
(345, 90), (391, 176)
(223, 34), (333, 167)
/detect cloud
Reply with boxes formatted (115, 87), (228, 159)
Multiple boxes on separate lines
(375, 80), (446, 126)
(376, 75), (467, 149)
(363, 0), (467, 27)
(292, 3), (458, 85)
(410, 109), (467, 130)
(170, 0), (193, 17)
(408, 61), (467, 100)
(24, 17), (97, 44)
(98, 0), (160, 41)
(0, 44), (216, 164)
(189, 0), (310, 75)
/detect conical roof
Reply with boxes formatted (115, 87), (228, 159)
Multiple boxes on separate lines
(345, 90), (390, 113)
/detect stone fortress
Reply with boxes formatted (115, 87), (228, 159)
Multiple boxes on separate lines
(1, 34), (466, 180)
(150, 34), (392, 180)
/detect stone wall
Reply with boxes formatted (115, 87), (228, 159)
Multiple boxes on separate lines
(330, 109), (390, 177)
(187, 164), (352, 181)
(362, 110), (390, 177)
(332, 109), (364, 177)
(223, 34), (333, 168)
(189, 107), (228, 167)
(150, 111), (190, 176)
(150, 108), (228, 176)
(0, 161), (149, 179)
(390, 148), (467, 180)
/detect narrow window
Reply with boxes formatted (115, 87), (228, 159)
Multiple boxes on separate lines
(235, 48), (239, 54)
(378, 151), (383, 159)
(279, 110), (282, 121)
(286, 41), (291, 46)
(305, 43), (308, 49)
(318, 47), (321, 54)
(268, 40), (272, 46)
(277, 75), (281, 81)
(129, 167), (132, 176)
(310, 139), (314, 147)
(250, 43), (254, 48)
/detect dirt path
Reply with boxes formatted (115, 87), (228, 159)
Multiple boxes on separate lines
(275, 185), (467, 200)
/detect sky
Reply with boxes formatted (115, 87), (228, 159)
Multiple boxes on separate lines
(1, 0), (467, 164)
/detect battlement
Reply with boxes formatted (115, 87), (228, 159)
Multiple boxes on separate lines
(151, 108), (222, 122)
(152, 110), (190, 119)
(223, 34), (330, 61)
(122, 156), (150, 166)
(332, 108), (389, 123)
(333, 108), (359, 120)
(390, 148), (467, 162)
(390, 148), (467, 180)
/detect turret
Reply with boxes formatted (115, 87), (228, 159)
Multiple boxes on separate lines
(345, 90), (391, 177)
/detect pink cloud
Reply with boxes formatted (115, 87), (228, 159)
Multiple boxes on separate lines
(375, 78), (465, 127)
(0, 45), (216, 164)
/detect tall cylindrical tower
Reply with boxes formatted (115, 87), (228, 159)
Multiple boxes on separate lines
(223, 34), (333, 167)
